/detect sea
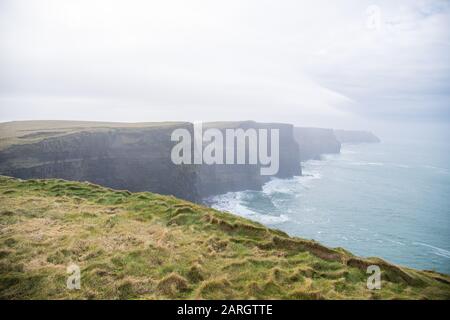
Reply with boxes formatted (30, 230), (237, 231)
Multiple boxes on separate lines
(208, 137), (450, 274)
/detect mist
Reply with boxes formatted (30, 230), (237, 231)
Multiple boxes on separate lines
(1, 0), (449, 135)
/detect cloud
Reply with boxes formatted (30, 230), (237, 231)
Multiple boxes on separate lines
(302, 0), (450, 121)
(0, 0), (449, 125)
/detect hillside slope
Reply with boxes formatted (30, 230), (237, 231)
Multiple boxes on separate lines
(0, 176), (449, 299)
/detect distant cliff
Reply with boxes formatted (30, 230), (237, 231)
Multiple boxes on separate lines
(334, 129), (381, 144)
(0, 120), (301, 202)
(294, 128), (380, 162)
(294, 127), (341, 161)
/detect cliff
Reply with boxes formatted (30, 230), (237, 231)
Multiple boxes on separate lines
(197, 121), (301, 197)
(334, 129), (381, 144)
(0, 120), (301, 201)
(294, 127), (341, 162)
(0, 121), (199, 202)
(1, 176), (449, 299)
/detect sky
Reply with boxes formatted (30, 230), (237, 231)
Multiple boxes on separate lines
(0, 0), (449, 131)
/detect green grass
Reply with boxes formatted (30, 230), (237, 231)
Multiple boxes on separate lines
(0, 175), (449, 300)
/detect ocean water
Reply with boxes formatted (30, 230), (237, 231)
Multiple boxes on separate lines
(208, 138), (450, 274)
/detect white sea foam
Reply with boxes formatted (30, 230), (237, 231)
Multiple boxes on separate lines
(413, 242), (450, 259)
(262, 178), (297, 196)
(209, 192), (290, 225)
(262, 173), (321, 196)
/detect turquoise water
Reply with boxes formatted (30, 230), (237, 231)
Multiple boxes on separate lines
(209, 138), (450, 274)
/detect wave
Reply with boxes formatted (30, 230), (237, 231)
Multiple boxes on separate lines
(262, 173), (321, 196)
(392, 164), (411, 169)
(385, 238), (405, 246)
(413, 242), (450, 259)
(208, 168), (325, 225)
(421, 165), (450, 175)
(209, 192), (290, 225)
(348, 161), (384, 166)
(262, 178), (298, 196)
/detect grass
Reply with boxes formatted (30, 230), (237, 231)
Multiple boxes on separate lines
(0, 175), (449, 300)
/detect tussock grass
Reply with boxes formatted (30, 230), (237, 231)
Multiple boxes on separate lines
(0, 175), (449, 299)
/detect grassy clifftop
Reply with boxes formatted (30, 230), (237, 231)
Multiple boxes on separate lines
(0, 120), (187, 150)
(0, 176), (449, 299)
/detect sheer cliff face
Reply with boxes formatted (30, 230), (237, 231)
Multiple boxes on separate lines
(0, 123), (200, 202)
(197, 121), (301, 197)
(334, 130), (381, 144)
(0, 121), (301, 201)
(294, 127), (341, 162)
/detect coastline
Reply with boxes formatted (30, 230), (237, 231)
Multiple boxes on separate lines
(208, 141), (450, 275)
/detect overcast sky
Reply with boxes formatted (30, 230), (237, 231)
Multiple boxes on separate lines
(0, 0), (449, 129)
